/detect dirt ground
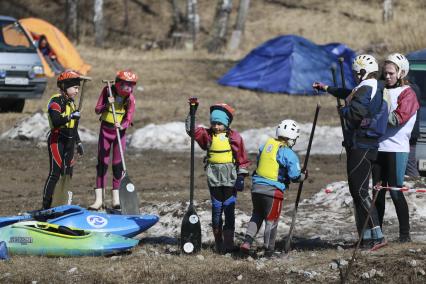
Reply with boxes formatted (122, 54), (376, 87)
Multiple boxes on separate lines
(1, 0), (426, 277)
(0, 138), (425, 283)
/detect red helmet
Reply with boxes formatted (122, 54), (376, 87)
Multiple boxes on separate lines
(116, 70), (138, 84)
(210, 103), (235, 124)
(57, 70), (81, 90)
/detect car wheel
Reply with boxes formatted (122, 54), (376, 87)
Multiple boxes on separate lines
(0, 98), (25, 113)
(11, 99), (25, 112)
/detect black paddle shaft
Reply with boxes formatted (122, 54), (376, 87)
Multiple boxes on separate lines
(285, 103), (320, 252)
(338, 57), (346, 90)
(189, 97), (199, 206)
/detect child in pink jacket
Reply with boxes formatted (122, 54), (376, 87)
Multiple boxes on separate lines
(89, 70), (138, 210)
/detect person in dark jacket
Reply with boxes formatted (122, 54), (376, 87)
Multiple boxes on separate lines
(313, 54), (389, 251)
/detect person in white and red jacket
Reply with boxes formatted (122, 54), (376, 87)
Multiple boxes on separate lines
(372, 53), (420, 243)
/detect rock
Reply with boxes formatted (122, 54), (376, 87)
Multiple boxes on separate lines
(408, 260), (417, 267)
(196, 254), (204, 261)
(302, 271), (318, 279)
(408, 248), (422, 253)
(247, 256), (254, 262)
(417, 269), (425, 276)
(339, 259), (348, 266)
(256, 262), (266, 270)
(110, 256), (122, 261)
(376, 270), (384, 277)
(237, 275), (243, 281)
(337, 246), (344, 251)
(330, 262), (338, 270)
(67, 267), (77, 274)
(361, 272), (370, 279)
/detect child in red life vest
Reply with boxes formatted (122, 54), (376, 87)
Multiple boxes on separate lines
(89, 70), (138, 210)
(186, 103), (250, 253)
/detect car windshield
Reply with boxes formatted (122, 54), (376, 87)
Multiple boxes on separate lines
(409, 70), (426, 106)
(0, 20), (35, 53)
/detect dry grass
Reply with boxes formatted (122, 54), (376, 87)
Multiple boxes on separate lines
(1, 1), (426, 283)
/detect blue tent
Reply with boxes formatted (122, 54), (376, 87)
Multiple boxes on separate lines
(218, 35), (356, 95)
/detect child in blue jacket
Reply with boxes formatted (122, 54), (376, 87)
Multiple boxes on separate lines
(240, 119), (307, 256)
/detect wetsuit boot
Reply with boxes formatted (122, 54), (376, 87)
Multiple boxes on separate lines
(223, 229), (235, 253)
(213, 227), (223, 253)
(112, 189), (120, 209)
(88, 188), (103, 210)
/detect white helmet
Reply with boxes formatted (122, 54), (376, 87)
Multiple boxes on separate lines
(352, 54), (379, 80)
(276, 119), (300, 140)
(385, 53), (409, 79)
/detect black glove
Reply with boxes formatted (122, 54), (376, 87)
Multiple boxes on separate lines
(76, 142), (84, 156)
(69, 110), (81, 121)
(234, 175), (245, 192)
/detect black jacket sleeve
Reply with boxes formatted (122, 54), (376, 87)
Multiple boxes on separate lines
(327, 87), (352, 100)
(341, 85), (371, 125)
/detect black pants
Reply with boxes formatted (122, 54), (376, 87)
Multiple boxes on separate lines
(347, 148), (380, 235)
(42, 131), (74, 209)
(372, 151), (410, 237)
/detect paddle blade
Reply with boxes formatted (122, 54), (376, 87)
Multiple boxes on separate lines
(180, 204), (201, 254)
(119, 174), (140, 215)
(51, 175), (71, 207)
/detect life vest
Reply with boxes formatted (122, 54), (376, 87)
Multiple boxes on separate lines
(208, 133), (233, 164)
(100, 94), (127, 124)
(256, 138), (284, 181)
(47, 94), (76, 129)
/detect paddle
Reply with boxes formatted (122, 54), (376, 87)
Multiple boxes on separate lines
(52, 76), (92, 207)
(180, 97), (201, 254)
(103, 80), (140, 215)
(284, 104), (320, 253)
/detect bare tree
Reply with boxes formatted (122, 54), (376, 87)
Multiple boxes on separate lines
(383, 0), (393, 23)
(206, 0), (233, 53)
(94, 0), (104, 47)
(66, 0), (79, 43)
(187, 0), (199, 44)
(123, 0), (129, 28)
(228, 0), (250, 51)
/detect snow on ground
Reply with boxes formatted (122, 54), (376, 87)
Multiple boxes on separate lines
(129, 122), (344, 155)
(1, 113), (344, 155)
(0, 112), (97, 143)
(143, 181), (426, 244)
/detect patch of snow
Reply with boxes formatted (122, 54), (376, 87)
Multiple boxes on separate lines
(142, 181), (426, 244)
(0, 112), (97, 143)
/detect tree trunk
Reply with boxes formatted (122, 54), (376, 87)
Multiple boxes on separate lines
(123, 0), (129, 28)
(94, 0), (104, 47)
(383, 0), (393, 23)
(206, 0), (233, 53)
(66, 0), (79, 43)
(187, 0), (199, 46)
(228, 0), (250, 51)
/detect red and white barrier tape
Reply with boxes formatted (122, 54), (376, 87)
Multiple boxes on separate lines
(325, 186), (426, 194)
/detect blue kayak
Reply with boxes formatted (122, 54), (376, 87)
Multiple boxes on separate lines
(0, 221), (139, 257)
(0, 205), (159, 238)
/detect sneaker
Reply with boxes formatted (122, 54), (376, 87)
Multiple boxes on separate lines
(369, 238), (388, 251)
(399, 235), (411, 243)
(240, 242), (251, 254)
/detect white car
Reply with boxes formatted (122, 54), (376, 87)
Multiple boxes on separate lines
(0, 15), (47, 112)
